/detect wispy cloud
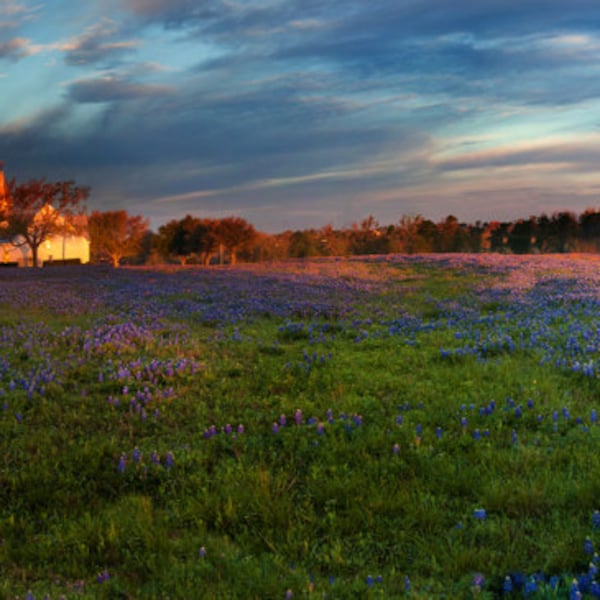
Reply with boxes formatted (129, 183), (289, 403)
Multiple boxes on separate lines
(60, 18), (139, 66)
(0, 36), (33, 60)
(66, 74), (174, 103)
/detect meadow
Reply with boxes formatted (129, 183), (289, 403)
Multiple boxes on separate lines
(2, 254), (600, 598)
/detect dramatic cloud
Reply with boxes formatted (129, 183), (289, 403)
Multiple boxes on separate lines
(2, 0), (600, 231)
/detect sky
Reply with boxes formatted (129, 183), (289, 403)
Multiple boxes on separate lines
(2, 0), (600, 233)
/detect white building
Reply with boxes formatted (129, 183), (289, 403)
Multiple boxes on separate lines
(0, 164), (90, 266)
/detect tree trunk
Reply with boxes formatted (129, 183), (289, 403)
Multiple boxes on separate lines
(111, 255), (120, 268)
(31, 244), (39, 268)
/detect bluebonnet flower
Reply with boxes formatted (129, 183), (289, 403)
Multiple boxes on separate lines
(224, 423), (232, 435)
(590, 580), (600, 597)
(280, 414), (287, 426)
(515, 405), (522, 418)
(97, 569), (110, 583)
(511, 429), (518, 445)
(199, 546), (206, 558)
(132, 447), (142, 463)
(285, 590), (293, 599)
(473, 429), (480, 441)
(472, 573), (484, 591)
(524, 578), (538, 595)
(151, 451), (160, 465)
(272, 422), (280, 434)
(553, 410), (559, 422)
(585, 538), (594, 555)
(502, 576), (513, 593)
(25, 591), (34, 600)
(571, 579), (581, 600)
(295, 409), (302, 426)
(527, 399), (534, 409)
(16, 412), (22, 423)
(416, 423), (422, 437)
(396, 414), (403, 425)
(165, 451), (174, 468)
(593, 510), (600, 529)
(237, 424), (244, 434)
(393, 443), (400, 455)
(376, 575), (383, 584)
(473, 508), (487, 521)
(460, 416), (468, 430)
(436, 427), (443, 439)
(563, 407), (571, 419)
(404, 576), (411, 592)
(592, 409), (598, 424)
(117, 453), (127, 473)
(366, 575), (374, 587)
(316, 422), (325, 435)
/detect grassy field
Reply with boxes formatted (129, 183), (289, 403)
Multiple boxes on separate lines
(2, 254), (600, 598)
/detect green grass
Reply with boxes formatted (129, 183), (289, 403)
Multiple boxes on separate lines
(1, 258), (600, 598)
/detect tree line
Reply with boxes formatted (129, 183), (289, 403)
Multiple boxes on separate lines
(3, 176), (600, 266)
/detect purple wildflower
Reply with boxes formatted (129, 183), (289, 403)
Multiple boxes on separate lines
(272, 422), (280, 434)
(237, 424), (244, 434)
(117, 453), (127, 473)
(472, 573), (485, 590)
(199, 546), (206, 558)
(295, 409), (302, 425)
(165, 451), (174, 468)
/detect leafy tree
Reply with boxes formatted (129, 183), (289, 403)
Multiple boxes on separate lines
(88, 210), (148, 267)
(2, 178), (89, 267)
(215, 217), (256, 265)
(156, 216), (198, 265)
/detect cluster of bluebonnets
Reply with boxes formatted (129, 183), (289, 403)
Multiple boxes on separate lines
(3, 254), (600, 596)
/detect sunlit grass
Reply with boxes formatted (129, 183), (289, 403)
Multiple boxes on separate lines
(2, 255), (600, 597)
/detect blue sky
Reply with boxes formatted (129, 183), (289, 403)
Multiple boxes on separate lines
(2, 0), (600, 232)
